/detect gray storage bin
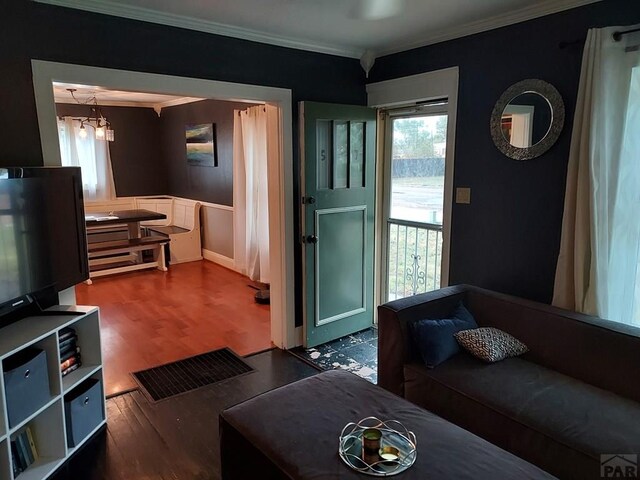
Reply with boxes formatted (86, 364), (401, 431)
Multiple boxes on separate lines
(3, 348), (51, 428)
(64, 378), (104, 447)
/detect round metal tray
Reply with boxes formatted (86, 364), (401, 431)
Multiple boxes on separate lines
(338, 417), (417, 477)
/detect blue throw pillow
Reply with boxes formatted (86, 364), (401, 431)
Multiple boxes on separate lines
(410, 303), (478, 368)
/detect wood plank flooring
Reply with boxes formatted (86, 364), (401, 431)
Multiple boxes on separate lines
(75, 260), (272, 396)
(50, 349), (319, 480)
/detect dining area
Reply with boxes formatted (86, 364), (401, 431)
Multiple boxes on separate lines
(84, 208), (170, 283)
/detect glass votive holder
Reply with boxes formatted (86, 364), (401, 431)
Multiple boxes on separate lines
(362, 428), (382, 454)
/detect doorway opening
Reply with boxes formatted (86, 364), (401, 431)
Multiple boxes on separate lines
(295, 68), (459, 379)
(31, 60), (296, 396)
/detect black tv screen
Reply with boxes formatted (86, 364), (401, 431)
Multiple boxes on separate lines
(0, 167), (89, 312)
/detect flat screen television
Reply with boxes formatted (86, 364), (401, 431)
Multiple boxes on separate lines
(0, 166), (89, 318)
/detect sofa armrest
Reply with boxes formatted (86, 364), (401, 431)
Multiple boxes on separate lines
(377, 285), (468, 396)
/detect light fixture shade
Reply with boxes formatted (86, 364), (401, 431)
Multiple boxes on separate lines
(95, 126), (106, 139)
(79, 125), (88, 139)
(106, 128), (115, 142)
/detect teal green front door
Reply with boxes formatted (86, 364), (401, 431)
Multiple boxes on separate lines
(300, 102), (377, 347)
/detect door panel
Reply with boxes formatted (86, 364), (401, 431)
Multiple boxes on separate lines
(301, 102), (376, 347)
(316, 206), (366, 324)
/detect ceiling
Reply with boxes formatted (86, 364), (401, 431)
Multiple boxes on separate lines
(53, 83), (204, 109)
(37, 0), (600, 58)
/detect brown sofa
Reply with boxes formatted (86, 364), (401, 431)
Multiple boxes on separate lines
(378, 285), (640, 480)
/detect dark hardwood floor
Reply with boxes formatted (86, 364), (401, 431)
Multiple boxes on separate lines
(51, 349), (319, 480)
(75, 260), (272, 396)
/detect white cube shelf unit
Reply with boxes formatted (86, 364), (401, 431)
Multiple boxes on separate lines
(0, 306), (106, 480)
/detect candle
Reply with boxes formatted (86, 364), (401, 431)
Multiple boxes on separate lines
(362, 428), (382, 454)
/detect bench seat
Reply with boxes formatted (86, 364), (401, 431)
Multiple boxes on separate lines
(138, 198), (202, 264)
(87, 235), (169, 281)
(87, 235), (169, 255)
(146, 225), (189, 235)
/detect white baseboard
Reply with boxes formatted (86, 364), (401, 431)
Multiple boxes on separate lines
(171, 255), (204, 264)
(202, 249), (237, 271)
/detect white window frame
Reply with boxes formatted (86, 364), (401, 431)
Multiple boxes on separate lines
(367, 67), (459, 309)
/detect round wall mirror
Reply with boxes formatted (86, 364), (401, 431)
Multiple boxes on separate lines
(490, 79), (565, 160)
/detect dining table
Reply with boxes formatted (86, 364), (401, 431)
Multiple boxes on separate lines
(84, 209), (169, 282)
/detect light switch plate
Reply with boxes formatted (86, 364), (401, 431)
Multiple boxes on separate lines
(456, 187), (471, 204)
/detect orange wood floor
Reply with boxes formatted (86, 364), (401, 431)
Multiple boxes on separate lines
(75, 260), (271, 397)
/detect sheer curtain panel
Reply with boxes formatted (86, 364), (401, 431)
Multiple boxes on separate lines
(57, 117), (116, 201)
(233, 105), (279, 284)
(553, 26), (640, 326)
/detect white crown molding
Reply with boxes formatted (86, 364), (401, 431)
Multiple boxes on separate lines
(154, 97), (203, 109)
(33, 0), (364, 59)
(34, 0), (602, 60)
(376, 0), (603, 57)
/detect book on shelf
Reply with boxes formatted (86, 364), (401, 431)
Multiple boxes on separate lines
(61, 354), (81, 371)
(12, 426), (38, 473)
(16, 434), (31, 468)
(58, 327), (76, 343)
(59, 335), (78, 353)
(61, 346), (81, 363)
(12, 439), (25, 472)
(10, 441), (23, 476)
(62, 362), (81, 377)
(25, 426), (39, 461)
(19, 432), (33, 465)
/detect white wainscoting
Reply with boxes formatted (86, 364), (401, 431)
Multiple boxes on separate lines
(198, 201), (234, 259)
(202, 249), (236, 271)
(84, 196), (235, 268)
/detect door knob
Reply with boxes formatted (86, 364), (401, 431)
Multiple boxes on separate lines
(306, 235), (318, 244)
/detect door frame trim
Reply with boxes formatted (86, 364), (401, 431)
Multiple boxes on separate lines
(31, 59), (296, 349)
(367, 67), (460, 305)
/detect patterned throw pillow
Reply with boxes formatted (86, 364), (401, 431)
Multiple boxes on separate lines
(454, 327), (528, 363)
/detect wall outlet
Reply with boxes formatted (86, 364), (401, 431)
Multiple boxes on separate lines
(455, 187), (471, 204)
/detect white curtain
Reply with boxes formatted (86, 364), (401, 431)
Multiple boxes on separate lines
(57, 117), (116, 201)
(553, 26), (640, 327)
(233, 105), (279, 283)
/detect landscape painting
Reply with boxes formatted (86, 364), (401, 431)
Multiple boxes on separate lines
(185, 123), (217, 166)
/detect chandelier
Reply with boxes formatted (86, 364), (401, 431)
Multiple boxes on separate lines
(67, 89), (115, 142)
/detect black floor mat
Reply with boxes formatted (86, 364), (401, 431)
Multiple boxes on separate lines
(132, 348), (254, 401)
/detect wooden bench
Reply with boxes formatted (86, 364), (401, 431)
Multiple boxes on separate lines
(141, 199), (202, 264)
(87, 235), (169, 281)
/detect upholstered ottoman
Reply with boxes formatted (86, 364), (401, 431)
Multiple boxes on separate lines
(219, 369), (556, 479)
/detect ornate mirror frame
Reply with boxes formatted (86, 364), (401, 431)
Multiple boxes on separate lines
(490, 79), (565, 161)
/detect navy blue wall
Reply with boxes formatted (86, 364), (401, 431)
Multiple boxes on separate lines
(371, 0), (640, 303)
(0, 2), (365, 166)
(160, 99), (251, 206)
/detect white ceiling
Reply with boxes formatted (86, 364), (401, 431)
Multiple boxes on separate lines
(37, 0), (600, 58)
(53, 82), (205, 108)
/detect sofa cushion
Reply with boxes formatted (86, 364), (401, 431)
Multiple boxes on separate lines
(404, 354), (640, 480)
(409, 303), (477, 368)
(454, 327), (528, 362)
